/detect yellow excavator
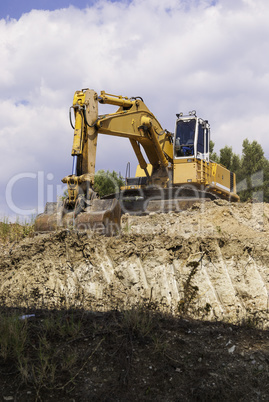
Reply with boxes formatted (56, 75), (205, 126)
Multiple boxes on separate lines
(35, 88), (239, 234)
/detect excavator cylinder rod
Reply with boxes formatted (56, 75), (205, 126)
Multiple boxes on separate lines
(98, 91), (135, 108)
(72, 155), (78, 175)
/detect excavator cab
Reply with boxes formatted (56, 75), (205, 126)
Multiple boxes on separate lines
(174, 112), (210, 162)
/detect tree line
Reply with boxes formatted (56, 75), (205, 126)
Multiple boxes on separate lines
(210, 139), (269, 202)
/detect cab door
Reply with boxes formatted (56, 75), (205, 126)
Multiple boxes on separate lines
(197, 119), (209, 162)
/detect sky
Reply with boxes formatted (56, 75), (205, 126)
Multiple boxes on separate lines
(1, 0), (269, 219)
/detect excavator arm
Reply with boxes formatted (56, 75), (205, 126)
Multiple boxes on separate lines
(65, 89), (173, 198)
(35, 88), (174, 234)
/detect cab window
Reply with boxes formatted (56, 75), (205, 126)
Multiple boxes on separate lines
(175, 119), (196, 157)
(197, 123), (204, 153)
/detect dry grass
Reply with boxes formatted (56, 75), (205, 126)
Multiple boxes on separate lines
(0, 216), (35, 243)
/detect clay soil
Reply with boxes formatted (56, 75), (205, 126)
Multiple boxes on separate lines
(0, 200), (268, 401)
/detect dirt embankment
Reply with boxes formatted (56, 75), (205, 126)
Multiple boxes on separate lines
(0, 200), (268, 327)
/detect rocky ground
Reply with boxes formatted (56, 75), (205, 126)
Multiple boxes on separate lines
(0, 200), (268, 400)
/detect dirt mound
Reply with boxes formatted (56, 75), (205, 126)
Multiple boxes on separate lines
(0, 200), (268, 327)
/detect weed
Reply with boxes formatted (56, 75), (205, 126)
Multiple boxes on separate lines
(119, 305), (155, 339)
(151, 333), (168, 355)
(56, 312), (82, 338)
(41, 311), (82, 339)
(61, 351), (79, 372)
(238, 311), (263, 329)
(0, 216), (35, 243)
(0, 308), (86, 395)
(0, 217), (10, 242)
(17, 356), (30, 383)
(178, 260), (200, 316)
(122, 222), (133, 233)
(33, 335), (58, 385)
(0, 313), (28, 360)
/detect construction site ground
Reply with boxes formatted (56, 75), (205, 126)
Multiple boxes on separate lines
(0, 200), (268, 401)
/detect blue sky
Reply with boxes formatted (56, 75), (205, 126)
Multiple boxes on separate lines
(1, 0), (269, 218)
(0, 1), (96, 19)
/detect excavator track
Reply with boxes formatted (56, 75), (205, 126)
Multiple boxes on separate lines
(35, 186), (214, 235)
(103, 186), (220, 215)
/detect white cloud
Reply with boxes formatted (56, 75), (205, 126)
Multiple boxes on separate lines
(1, 0), (269, 217)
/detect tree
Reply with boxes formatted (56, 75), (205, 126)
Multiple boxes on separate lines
(209, 140), (219, 163)
(209, 140), (215, 154)
(211, 139), (269, 202)
(219, 146), (241, 177)
(219, 146), (233, 170)
(231, 154), (241, 177)
(93, 170), (125, 198)
(241, 139), (265, 178)
(238, 139), (268, 201)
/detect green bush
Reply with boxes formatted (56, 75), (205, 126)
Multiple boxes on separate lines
(93, 169), (125, 198)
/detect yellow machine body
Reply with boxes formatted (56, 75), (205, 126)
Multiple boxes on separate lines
(134, 159), (237, 201)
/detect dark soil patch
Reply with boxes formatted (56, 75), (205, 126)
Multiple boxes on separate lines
(0, 306), (268, 401)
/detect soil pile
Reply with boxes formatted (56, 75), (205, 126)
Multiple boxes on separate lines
(0, 200), (268, 327)
(0, 200), (269, 401)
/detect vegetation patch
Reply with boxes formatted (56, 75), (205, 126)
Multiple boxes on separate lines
(0, 305), (268, 401)
(0, 217), (34, 244)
